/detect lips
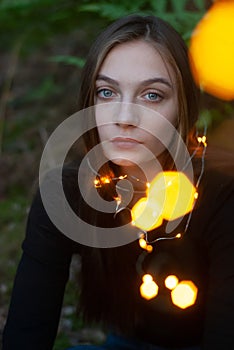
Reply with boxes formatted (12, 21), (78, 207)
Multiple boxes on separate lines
(111, 137), (142, 149)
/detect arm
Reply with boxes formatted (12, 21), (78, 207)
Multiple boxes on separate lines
(2, 252), (70, 350)
(2, 188), (77, 350)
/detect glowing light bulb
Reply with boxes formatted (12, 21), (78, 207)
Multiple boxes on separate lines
(197, 135), (207, 147)
(146, 245), (153, 253)
(139, 238), (147, 249)
(194, 192), (199, 199)
(118, 175), (127, 180)
(140, 274), (158, 300)
(189, 0), (234, 100)
(171, 280), (198, 309)
(101, 176), (111, 184)
(94, 179), (101, 188)
(165, 275), (179, 290)
(138, 237), (153, 252)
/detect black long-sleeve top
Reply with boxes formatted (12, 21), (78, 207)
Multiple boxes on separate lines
(2, 154), (234, 350)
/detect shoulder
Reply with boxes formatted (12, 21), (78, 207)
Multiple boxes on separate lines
(198, 145), (234, 200)
(23, 160), (84, 263)
(190, 146), (234, 245)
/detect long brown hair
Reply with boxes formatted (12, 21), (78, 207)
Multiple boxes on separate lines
(77, 14), (201, 332)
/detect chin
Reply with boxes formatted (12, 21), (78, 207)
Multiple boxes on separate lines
(111, 158), (136, 167)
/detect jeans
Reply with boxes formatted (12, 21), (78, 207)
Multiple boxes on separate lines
(66, 333), (201, 350)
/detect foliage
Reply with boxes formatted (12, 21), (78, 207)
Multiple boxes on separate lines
(79, 0), (206, 39)
(53, 332), (72, 350)
(48, 55), (85, 68)
(0, 0), (206, 53)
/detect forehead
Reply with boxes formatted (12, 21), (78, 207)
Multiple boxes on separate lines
(98, 40), (175, 83)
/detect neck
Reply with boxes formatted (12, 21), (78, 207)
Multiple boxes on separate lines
(120, 160), (162, 191)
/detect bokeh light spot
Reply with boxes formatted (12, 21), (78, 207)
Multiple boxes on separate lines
(189, 0), (234, 100)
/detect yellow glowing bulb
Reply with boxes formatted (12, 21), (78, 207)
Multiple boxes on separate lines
(189, 1), (234, 100)
(142, 274), (153, 283)
(146, 245), (153, 253)
(94, 179), (100, 188)
(118, 175), (127, 180)
(171, 280), (198, 309)
(140, 274), (158, 300)
(101, 176), (111, 184)
(165, 275), (179, 290)
(139, 238), (147, 249)
(194, 192), (199, 199)
(138, 237), (153, 252)
(201, 136), (207, 144)
(197, 135), (207, 147)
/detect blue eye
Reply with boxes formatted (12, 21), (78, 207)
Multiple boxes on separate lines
(146, 92), (159, 101)
(97, 89), (113, 98)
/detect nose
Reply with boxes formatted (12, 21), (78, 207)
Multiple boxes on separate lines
(114, 102), (140, 128)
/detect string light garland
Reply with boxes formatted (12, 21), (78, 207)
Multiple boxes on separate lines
(88, 133), (207, 305)
(134, 134), (207, 304)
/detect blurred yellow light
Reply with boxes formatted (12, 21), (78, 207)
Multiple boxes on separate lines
(189, 0), (234, 100)
(139, 237), (147, 249)
(148, 172), (196, 222)
(165, 275), (179, 290)
(171, 280), (198, 309)
(101, 176), (111, 184)
(118, 175), (127, 180)
(146, 245), (153, 253)
(131, 172), (196, 231)
(131, 197), (163, 231)
(140, 274), (159, 300)
(94, 179), (101, 188)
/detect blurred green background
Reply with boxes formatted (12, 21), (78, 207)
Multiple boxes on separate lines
(0, 0), (234, 348)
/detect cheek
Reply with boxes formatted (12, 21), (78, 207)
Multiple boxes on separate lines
(95, 124), (110, 143)
(159, 105), (178, 126)
(95, 113), (104, 140)
(155, 95), (179, 125)
(169, 110), (178, 127)
(95, 107), (113, 142)
(145, 116), (178, 156)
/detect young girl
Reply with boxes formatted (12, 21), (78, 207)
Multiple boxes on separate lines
(2, 14), (234, 350)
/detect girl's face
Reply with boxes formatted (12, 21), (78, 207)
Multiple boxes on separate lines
(95, 40), (179, 171)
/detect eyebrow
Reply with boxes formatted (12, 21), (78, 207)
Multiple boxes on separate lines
(96, 74), (172, 89)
